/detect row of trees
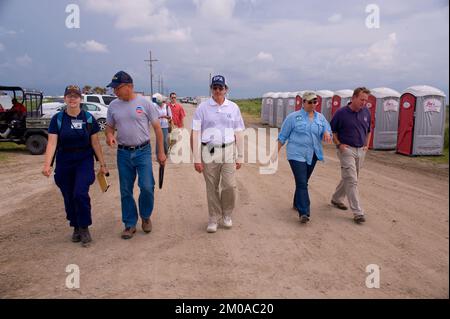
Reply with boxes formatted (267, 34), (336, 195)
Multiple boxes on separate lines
(82, 85), (108, 95)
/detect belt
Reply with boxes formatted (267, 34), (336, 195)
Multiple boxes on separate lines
(118, 141), (150, 151)
(201, 142), (234, 148)
(202, 142), (234, 154)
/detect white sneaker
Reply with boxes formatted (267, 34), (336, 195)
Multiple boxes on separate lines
(223, 216), (233, 229)
(207, 222), (218, 233)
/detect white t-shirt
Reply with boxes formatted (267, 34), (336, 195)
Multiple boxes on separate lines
(192, 98), (245, 144)
(157, 103), (173, 129)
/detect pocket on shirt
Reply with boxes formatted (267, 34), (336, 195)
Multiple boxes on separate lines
(294, 122), (307, 133)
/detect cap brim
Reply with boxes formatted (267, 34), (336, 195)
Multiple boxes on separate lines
(65, 90), (82, 96)
(106, 82), (120, 88)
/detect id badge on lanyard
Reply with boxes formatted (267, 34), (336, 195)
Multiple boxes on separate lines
(71, 119), (83, 130)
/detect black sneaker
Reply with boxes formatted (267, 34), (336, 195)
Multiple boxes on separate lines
(71, 228), (81, 243)
(354, 215), (366, 224)
(299, 215), (310, 224)
(79, 227), (92, 246)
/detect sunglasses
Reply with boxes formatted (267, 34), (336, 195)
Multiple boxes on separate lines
(171, 96), (177, 99)
(305, 99), (318, 104)
(212, 86), (225, 91)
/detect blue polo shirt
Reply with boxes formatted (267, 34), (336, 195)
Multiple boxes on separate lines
(278, 109), (332, 165)
(330, 104), (371, 148)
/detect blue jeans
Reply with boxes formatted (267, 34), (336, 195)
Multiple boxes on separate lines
(289, 155), (318, 217)
(156, 128), (169, 155)
(117, 144), (155, 228)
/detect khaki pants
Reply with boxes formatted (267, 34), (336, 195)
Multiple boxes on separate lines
(332, 146), (366, 216)
(202, 144), (237, 222)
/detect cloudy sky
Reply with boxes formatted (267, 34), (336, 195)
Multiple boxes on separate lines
(0, 0), (448, 98)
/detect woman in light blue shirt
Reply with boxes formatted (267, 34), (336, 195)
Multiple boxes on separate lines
(276, 92), (332, 223)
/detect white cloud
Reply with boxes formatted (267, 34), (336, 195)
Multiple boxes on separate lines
(328, 13), (342, 23)
(193, 0), (236, 20)
(0, 26), (17, 36)
(16, 54), (32, 67)
(255, 51), (274, 62)
(83, 0), (191, 43)
(66, 40), (109, 53)
(351, 32), (398, 69)
(131, 28), (192, 43)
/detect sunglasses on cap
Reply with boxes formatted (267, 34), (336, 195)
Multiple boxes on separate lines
(212, 86), (225, 91)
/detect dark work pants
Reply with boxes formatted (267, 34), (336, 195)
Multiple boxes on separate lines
(54, 156), (95, 228)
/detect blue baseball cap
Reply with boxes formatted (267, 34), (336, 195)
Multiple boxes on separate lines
(210, 75), (227, 88)
(107, 71), (133, 88)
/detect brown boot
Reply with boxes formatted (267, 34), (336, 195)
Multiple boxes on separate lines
(121, 227), (137, 239)
(142, 218), (152, 233)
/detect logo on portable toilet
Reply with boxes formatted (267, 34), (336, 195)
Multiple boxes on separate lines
(423, 98), (442, 113)
(366, 102), (372, 109)
(403, 101), (411, 109)
(384, 99), (399, 112)
(295, 96), (302, 111)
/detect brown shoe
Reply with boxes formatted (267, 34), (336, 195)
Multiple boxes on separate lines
(331, 200), (348, 210)
(142, 218), (152, 233)
(121, 227), (137, 239)
(354, 215), (366, 224)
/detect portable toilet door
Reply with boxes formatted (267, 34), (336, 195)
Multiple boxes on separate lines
(331, 90), (353, 118)
(368, 88), (401, 150)
(316, 90), (334, 121)
(276, 92), (289, 128)
(397, 85), (447, 156)
(295, 91), (304, 111)
(269, 93), (280, 127)
(261, 92), (273, 125)
(286, 92), (297, 117)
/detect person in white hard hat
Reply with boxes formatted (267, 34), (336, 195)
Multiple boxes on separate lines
(153, 93), (172, 155)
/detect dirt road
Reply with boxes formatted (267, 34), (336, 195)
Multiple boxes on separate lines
(0, 104), (448, 298)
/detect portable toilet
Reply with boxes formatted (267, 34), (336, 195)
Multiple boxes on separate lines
(316, 90), (334, 120)
(268, 92), (280, 127)
(397, 85), (447, 156)
(294, 91), (307, 111)
(367, 88), (401, 150)
(331, 90), (353, 118)
(261, 92), (274, 125)
(285, 92), (297, 117)
(276, 92), (289, 128)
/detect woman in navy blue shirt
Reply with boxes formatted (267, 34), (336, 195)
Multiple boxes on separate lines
(275, 92), (332, 224)
(42, 85), (108, 247)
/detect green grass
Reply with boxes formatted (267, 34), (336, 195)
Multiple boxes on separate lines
(0, 142), (26, 161)
(233, 98), (262, 116)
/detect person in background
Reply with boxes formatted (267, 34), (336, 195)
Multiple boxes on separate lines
(153, 93), (172, 155)
(168, 92), (186, 128)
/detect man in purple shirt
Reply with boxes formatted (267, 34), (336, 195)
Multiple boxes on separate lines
(330, 87), (372, 224)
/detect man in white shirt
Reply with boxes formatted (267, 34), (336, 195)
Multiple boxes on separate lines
(153, 93), (172, 155)
(191, 75), (245, 233)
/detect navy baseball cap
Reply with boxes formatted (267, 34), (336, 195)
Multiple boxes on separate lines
(64, 85), (82, 97)
(107, 71), (133, 88)
(210, 75), (227, 88)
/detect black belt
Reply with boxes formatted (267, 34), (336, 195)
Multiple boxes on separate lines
(201, 142), (234, 148)
(118, 141), (150, 151)
(202, 142), (234, 154)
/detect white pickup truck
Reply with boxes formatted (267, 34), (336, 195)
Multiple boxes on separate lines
(83, 94), (116, 106)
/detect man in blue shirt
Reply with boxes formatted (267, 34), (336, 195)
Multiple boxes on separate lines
(330, 87), (372, 224)
(277, 92), (332, 223)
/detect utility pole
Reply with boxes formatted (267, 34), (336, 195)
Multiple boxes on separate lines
(144, 50), (158, 96)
